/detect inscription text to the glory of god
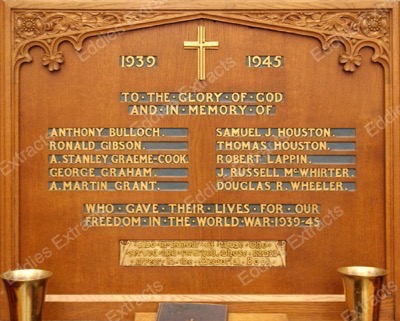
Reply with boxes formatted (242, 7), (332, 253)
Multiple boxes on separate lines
(120, 92), (283, 115)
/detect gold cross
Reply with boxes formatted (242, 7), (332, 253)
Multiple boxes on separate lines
(184, 26), (219, 80)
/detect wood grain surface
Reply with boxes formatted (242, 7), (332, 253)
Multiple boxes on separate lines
(1, 1), (399, 321)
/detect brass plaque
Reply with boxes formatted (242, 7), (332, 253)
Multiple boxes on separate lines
(120, 240), (286, 267)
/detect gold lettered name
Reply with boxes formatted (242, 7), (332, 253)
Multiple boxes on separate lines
(216, 181), (348, 191)
(49, 127), (161, 137)
(49, 181), (158, 191)
(217, 168), (352, 178)
(49, 154), (188, 164)
(216, 128), (333, 137)
(48, 141), (143, 151)
(216, 154), (309, 164)
(49, 168), (154, 178)
(216, 141), (328, 151)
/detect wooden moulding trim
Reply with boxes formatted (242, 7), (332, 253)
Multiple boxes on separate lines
(391, 2), (400, 320)
(3, 0), (398, 11)
(45, 294), (345, 303)
(1, 0), (17, 271)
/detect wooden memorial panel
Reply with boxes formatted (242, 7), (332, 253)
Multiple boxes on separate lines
(0, 1), (399, 321)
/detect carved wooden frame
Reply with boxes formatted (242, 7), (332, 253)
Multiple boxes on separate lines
(12, 10), (391, 72)
(1, 1), (399, 320)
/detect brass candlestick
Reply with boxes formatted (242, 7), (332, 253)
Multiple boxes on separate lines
(338, 266), (388, 321)
(1, 269), (52, 321)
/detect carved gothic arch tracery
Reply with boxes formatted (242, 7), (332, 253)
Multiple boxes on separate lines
(13, 10), (391, 72)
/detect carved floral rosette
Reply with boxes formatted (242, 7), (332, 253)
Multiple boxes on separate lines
(13, 10), (390, 72)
